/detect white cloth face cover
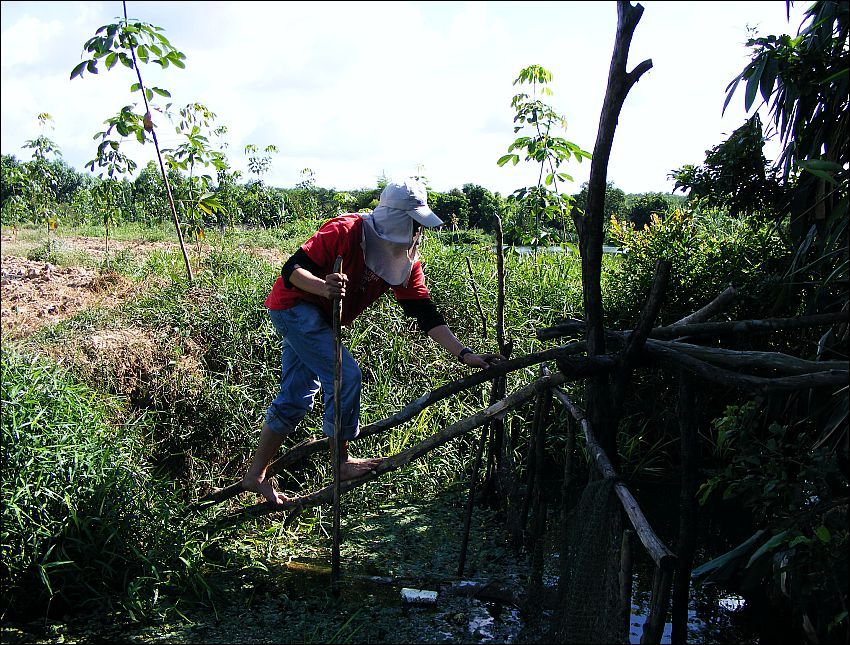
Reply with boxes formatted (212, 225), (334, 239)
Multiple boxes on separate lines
(361, 209), (419, 286)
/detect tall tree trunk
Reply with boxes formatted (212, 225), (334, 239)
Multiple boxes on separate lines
(579, 0), (652, 464)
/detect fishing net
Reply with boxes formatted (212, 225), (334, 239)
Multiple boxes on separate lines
(551, 477), (625, 644)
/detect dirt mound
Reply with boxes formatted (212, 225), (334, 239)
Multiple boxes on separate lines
(1, 257), (138, 340)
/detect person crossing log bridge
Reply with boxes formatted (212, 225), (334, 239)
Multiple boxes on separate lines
(241, 178), (505, 506)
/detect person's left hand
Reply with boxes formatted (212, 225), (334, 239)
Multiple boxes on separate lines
(462, 352), (506, 369)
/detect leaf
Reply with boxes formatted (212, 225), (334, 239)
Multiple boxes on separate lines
(86, 60), (98, 75)
(745, 530), (790, 569)
(818, 67), (848, 84)
(69, 61), (86, 80)
(814, 525), (831, 543)
(798, 159), (842, 171)
(745, 57), (767, 111)
(797, 159), (840, 184)
(151, 87), (171, 98)
(760, 56), (778, 102)
(723, 74), (744, 115)
(105, 52), (118, 70)
(692, 530), (766, 584)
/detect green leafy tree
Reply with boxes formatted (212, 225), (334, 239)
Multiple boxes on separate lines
(132, 160), (169, 225)
(22, 113), (62, 248)
(242, 143), (280, 225)
(624, 192), (676, 230)
(163, 102), (225, 254)
(572, 181), (626, 240)
(1, 155), (28, 237)
(723, 0), (848, 313)
(498, 65), (591, 246)
(429, 188), (470, 229)
(71, 3), (195, 281)
(462, 183), (502, 232)
(670, 114), (784, 217)
(209, 125), (242, 231)
(87, 133), (137, 263)
(244, 144), (279, 184)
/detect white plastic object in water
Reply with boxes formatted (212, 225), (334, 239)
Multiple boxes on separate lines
(400, 588), (438, 604)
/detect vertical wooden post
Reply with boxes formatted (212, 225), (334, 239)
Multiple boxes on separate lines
(581, 0), (653, 465)
(527, 382), (552, 619)
(672, 373), (698, 644)
(458, 421), (490, 577)
(483, 214), (510, 505)
(516, 392), (542, 548)
(331, 256), (344, 596)
(557, 408), (577, 607)
(641, 562), (674, 644)
(619, 528), (634, 643)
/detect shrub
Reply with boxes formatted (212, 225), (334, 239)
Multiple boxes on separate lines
(607, 206), (791, 325)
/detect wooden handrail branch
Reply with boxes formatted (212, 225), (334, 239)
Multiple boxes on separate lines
(538, 311), (849, 342)
(672, 285), (737, 326)
(206, 372), (568, 528)
(543, 321), (848, 377)
(645, 343), (848, 392)
(648, 340), (848, 375)
(194, 343), (612, 510)
(550, 385), (675, 570)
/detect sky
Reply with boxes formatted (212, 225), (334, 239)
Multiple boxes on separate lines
(1, 1), (809, 196)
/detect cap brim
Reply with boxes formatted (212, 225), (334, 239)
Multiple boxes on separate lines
(409, 205), (443, 228)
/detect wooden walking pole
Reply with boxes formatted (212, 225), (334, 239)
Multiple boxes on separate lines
(331, 255), (344, 597)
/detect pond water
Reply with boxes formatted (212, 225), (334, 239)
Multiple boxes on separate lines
(495, 245), (626, 255)
(0, 487), (760, 644)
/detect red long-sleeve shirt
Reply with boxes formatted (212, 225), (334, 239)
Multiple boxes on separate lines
(265, 214), (443, 330)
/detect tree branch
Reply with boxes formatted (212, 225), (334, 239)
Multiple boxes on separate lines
(194, 346), (617, 510)
(645, 342), (848, 392)
(208, 373), (567, 527)
(672, 285), (737, 326)
(538, 312), (849, 342)
(550, 385), (674, 569)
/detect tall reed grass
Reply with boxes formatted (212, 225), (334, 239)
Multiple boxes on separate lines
(0, 348), (220, 620)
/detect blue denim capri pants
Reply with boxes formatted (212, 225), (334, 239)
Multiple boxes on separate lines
(265, 303), (362, 440)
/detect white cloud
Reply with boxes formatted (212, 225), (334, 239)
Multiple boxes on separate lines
(1, 1), (809, 195)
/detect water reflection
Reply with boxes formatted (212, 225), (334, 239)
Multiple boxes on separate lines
(493, 245), (626, 255)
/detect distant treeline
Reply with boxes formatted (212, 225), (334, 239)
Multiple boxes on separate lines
(0, 154), (683, 245)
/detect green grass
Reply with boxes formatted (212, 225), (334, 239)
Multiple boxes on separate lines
(3, 211), (778, 623)
(0, 347), (216, 619)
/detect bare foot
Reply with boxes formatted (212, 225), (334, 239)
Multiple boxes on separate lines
(340, 456), (383, 481)
(241, 475), (288, 506)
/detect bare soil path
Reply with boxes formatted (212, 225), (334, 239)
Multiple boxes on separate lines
(0, 234), (284, 340)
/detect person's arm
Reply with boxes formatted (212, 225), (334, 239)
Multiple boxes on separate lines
(282, 227), (348, 299)
(289, 266), (347, 300)
(427, 324), (503, 369)
(395, 265), (503, 369)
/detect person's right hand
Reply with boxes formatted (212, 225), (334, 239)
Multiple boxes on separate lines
(324, 272), (348, 300)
